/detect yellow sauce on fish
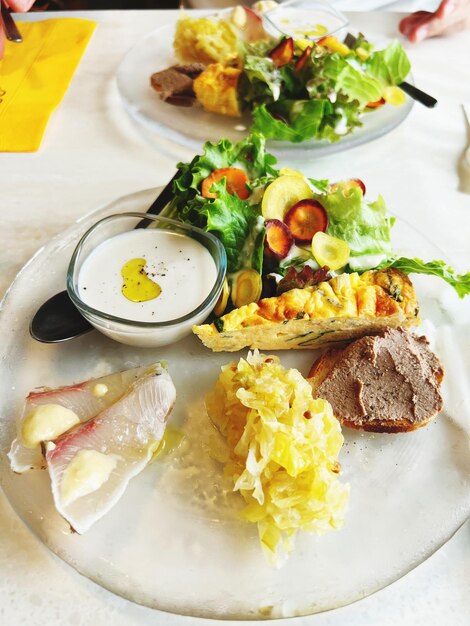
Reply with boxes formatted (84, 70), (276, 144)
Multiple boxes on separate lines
(92, 383), (108, 398)
(60, 449), (119, 506)
(21, 404), (80, 449)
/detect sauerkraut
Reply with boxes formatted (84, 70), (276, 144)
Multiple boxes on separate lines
(206, 350), (349, 566)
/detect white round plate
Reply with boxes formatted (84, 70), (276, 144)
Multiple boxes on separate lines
(116, 22), (414, 159)
(0, 189), (469, 620)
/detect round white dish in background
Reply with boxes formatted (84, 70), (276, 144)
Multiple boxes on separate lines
(116, 23), (414, 160)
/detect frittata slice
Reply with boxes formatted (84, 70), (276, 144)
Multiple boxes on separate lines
(193, 269), (420, 352)
(193, 63), (242, 117)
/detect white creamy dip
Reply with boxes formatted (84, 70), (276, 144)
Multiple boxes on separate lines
(265, 7), (346, 40)
(78, 229), (217, 323)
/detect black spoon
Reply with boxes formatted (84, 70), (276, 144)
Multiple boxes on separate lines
(30, 174), (178, 344)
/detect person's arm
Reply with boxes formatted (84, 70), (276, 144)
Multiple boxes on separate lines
(0, 0), (35, 58)
(399, 0), (470, 42)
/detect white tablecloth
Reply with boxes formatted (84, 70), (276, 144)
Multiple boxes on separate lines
(0, 9), (469, 626)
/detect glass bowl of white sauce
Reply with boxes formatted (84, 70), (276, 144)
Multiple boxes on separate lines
(262, 0), (349, 42)
(67, 213), (227, 347)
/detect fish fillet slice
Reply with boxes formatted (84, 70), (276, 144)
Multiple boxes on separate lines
(9, 365), (151, 473)
(45, 363), (176, 534)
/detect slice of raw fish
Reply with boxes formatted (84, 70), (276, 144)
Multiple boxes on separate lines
(45, 363), (176, 534)
(9, 365), (152, 473)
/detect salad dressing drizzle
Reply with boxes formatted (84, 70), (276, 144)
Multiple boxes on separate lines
(121, 258), (161, 303)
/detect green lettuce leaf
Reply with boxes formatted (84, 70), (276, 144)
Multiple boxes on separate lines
(323, 56), (383, 106)
(366, 40), (411, 86)
(320, 187), (394, 268)
(377, 257), (470, 298)
(252, 100), (332, 142)
(166, 134), (277, 274)
(318, 95), (364, 142)
(169, 134), (278, 211)
(201, 181), (261, 273)
(241, 39), (273, 58)
(248, 226), (266, 275)
(308, 177), (329, 193)
(239, 40), (302, 107)
(241, 55), (283, 104)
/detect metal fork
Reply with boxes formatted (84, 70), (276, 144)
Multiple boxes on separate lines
(1, 1), (23, 43)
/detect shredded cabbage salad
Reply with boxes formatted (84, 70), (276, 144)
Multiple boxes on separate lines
(206, 351), (349, 566)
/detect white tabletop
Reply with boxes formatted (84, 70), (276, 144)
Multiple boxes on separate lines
(1, 9), (469, 626)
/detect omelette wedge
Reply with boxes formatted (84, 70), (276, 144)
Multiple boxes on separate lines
(193, 269), (420, 352)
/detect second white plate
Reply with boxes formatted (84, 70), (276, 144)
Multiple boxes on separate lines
(116, 22), (414, 159)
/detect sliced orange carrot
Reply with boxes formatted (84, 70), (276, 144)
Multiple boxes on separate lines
(366, 97), (385, 109)
(295, 45), (312, 71)
(201, 167), (250, 200)
(284, 199), (328, 244)
(269, 37), (294, 67)
(264, 219), (294, 260)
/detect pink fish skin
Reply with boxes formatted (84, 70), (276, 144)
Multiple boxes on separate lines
(9, 364), (154, 473)
(27, 383), (85, 401)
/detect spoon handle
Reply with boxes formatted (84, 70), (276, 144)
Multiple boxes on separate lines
(136, 172), (178, 229)
(398, 81), (437, 109)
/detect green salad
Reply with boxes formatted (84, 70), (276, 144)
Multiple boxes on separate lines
(165, 134), (469, 312)
(161, 13), (413, 145)
(239, 35), (411, 143)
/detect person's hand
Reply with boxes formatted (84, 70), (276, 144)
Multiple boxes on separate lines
(0, 0), (36, 59)
(399, 0), (470, 42)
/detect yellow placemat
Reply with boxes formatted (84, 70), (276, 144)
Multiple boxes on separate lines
(0, 18), (96, 152)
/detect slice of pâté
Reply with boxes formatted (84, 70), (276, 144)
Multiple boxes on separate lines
(192, 269), (420, 352)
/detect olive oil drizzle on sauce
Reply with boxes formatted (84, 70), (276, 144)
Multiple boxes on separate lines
(121, 258), (161, 303)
